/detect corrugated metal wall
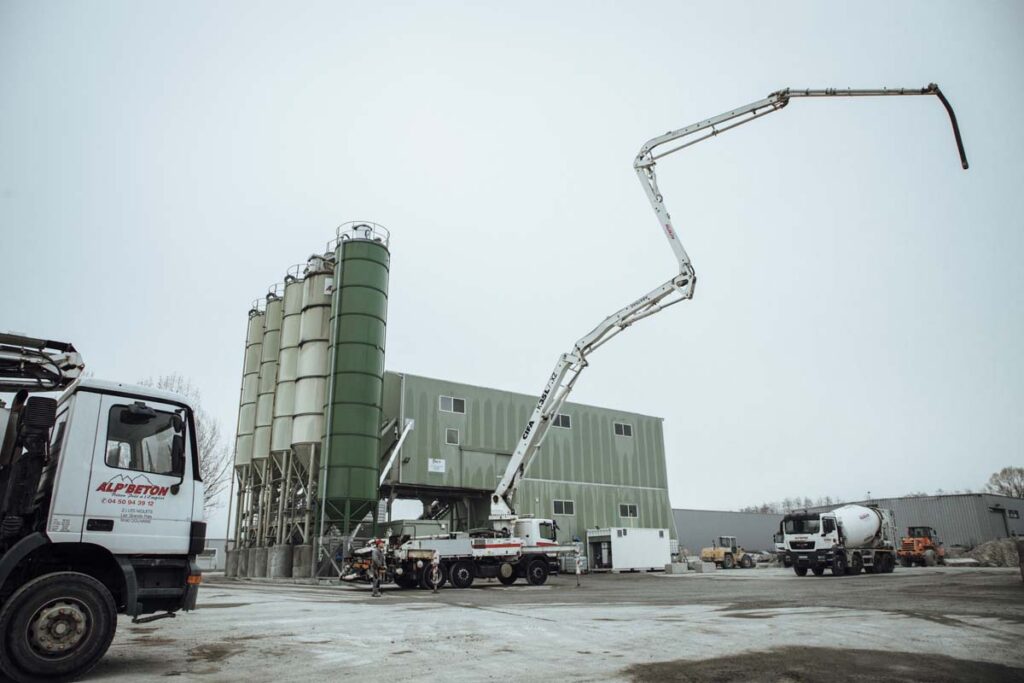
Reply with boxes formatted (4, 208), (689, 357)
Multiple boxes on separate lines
(382, 372), (675, 538)
(806, 494), (1024, 547)
(673, 509), (783, 555)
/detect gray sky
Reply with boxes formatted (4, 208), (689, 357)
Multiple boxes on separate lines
(2, 1), (1021, 532)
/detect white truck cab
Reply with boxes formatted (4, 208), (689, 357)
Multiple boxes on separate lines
(0, 370), (204, 682)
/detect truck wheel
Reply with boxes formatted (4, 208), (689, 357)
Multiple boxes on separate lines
(831, 554), (847, 576)
(793, 566), (808, 576)
(848, 554), (863, 575)
(740, 555), (753, 569)
(498, 563), (517, 585)
(0, 572), (117, 683)
(722, 554), (734, 569)
(900, 556), (912, 568)
(525, 559), (549, 586)
(811, 567), (825, 576)
(885, 554), (896, 573)
(421, 565), (446, 590)
(449, 562), (474, 589)
(924, 550), (937, 567)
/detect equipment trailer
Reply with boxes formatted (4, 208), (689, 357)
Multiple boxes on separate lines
(0, 333), (204, 682)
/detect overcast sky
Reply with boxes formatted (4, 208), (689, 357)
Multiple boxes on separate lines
(2, 2), (1021, 533)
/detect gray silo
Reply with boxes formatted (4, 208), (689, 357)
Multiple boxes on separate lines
(289, 254), (334, 572)
(253, 288), (282, 462)
(271, 267), (304, 453)
(269, 267), (304, 559)
(235, 305), (264, 470)
(292, 254), (333, 448)
(232, 303), (264, 552)
(252, 288), (283, 558)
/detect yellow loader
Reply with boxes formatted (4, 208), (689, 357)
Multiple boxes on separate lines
(700, 536), (754, 569)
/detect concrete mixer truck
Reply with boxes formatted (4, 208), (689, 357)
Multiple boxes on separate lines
(782, 505), (898, 577)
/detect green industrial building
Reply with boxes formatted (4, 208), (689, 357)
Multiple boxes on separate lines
(379, 372), (677, 543)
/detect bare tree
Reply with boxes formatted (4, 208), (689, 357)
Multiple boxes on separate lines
(985, 467), (1024, 498)
(139, 374), (231, 516)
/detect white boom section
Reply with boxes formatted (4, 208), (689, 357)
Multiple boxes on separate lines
(0, 332), (85, 393)
(490, 84), (968, 523)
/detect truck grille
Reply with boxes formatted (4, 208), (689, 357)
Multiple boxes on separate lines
(901, 540), (915, 551)
(789, 541), (814, 550)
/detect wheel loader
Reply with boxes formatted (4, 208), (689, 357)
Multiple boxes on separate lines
(700, 536), (754, 569)
(898, 526), (946, 567)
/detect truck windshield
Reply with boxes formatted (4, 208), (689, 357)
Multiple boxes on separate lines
(784, 518), (820, 534)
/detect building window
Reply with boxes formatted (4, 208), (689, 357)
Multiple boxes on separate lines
(613, 422), (633, 437)
(553, 499), (575, 516)
(445, 428), (460, 446)
(439, 396), (466, 414)
(1010, 510), (1020, 520)
(553, 413), (571, 429)
(619, 503), (638, 518)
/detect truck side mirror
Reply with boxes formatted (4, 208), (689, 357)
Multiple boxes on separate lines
(169, 434), (185, 493)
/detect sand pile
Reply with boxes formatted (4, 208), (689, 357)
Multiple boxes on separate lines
(966, 538), (1020, 567)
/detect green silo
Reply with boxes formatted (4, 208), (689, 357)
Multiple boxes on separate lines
(322, 223), (390, 534)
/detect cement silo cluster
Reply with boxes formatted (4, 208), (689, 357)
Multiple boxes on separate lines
(226, 222), (390, 578)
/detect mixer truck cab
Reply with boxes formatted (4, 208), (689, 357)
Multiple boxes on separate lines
(783, 505), (898, 577)
(0, 363), (204, 682)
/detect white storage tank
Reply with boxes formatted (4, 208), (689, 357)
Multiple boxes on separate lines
(253, 288), (283, 461)
(234, 305), (265, 467)
(291, 254), (333, 447)
(271, 267), (304, 452)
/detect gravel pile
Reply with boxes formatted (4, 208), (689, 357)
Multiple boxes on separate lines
(966, 538), (1021, 567)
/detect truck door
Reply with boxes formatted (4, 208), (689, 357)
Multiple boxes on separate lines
(82, 394), (194, 554)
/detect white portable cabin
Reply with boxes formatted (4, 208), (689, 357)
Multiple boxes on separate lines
(586, 527), (671, 572)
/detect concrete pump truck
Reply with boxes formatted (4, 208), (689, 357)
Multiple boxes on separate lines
(0, 333), (204, 682)
(380, 83), (968, 591)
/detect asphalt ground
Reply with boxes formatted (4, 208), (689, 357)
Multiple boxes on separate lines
(85, 566), (1024, 682)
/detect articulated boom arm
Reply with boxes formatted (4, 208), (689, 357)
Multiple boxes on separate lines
(0, 332), (84, 393)
(490, 84), (968, 523)
(635, 84), (968, 272)
(489, 271), (693, 523)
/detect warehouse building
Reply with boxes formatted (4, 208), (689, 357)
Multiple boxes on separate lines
(380, 372), (677, 545)
(807, 493), (1023, 548)
(673, 509), (783, 556)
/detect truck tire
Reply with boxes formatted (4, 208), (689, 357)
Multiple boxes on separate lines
(793, 566), (808, 576)
(0, 571), (117, 683)
(740, 555), (753, 569)
(722, 554), (734, 569)
(884, 554), (896, 573)
(525, 559), (548, 586)
(498, 562), (517, 585)
(900, 556), (912, 568)
(449, 562), (475, 589)
(811, 566), (825, 576)
(848, 553), (863, 575)
(924, 550), (937, 567)
(831, 554), (847, 576)
(421, 565), (446, 590)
